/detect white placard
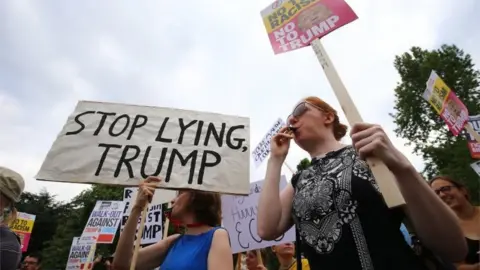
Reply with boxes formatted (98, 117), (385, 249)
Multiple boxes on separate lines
(121, 188), (170, 245)
(80, 200), (125, 244)
(36, 100), (251, 195)
(221, 176), (295, 254)
(66, 237), (96, 270)
(252, 118), (285, 168)
(471, 161), (480, 177)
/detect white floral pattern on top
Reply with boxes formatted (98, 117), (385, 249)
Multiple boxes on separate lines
(292, 146), (376, 270)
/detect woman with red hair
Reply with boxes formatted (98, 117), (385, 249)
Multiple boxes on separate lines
(257, 96), (467, 270)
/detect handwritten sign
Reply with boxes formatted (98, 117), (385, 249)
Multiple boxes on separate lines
(36, 101), (250, 195)
(252, 118), (285, 168)
(260, 0), (358, 54)
(121, 188), (172, 245)
(80, 200), (124, 244)
(9, 212), (36, 252)
(221, 176), (295, 253)
(66, 237), (96, 270)
(423, 71), (469, 136)
(466, 115), (480, 159)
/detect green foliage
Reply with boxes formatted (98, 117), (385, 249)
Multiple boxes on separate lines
(391, 44), (480, 203)
(296, 158), (311, 171)
(33, 185), (123, 269)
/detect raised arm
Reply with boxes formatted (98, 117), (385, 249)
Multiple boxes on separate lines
(113, 177), (180, 270)
(207, 229), (234, 270)
(257, 127), (295, 240)
(350, 123), (467, 263)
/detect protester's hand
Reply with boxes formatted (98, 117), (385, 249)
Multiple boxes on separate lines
(134, 176), (161, 208)
(93, 255), (102, 264)
(270, 126), (294, 161)
(350, 123), (411, 172)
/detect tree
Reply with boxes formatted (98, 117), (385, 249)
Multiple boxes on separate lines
(391, 44), (480, 203)
(40, 185), (123, 269)
(16, 189), (70, 255)
(296, 158), (311, 171)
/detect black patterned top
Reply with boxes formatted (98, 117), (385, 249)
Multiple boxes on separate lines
(291, 146), (427, 270)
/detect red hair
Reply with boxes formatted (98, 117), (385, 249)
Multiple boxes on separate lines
(304, 96), (348, 141)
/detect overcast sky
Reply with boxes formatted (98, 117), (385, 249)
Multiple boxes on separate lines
(1, 0), (479, 202)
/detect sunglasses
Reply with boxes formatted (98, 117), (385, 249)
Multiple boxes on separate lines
(433, 185), (455, 195)
(287, 101), (325, 123)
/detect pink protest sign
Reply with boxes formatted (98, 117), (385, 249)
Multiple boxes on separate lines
(439, 91), (469, 136)
(261, 0), (358, 54)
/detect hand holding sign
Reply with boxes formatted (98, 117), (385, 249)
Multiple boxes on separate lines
(136, 176), (162, 207)
(351, 123), (411, 172)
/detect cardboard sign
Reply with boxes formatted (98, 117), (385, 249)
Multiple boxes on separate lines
(9, 212), (36, 252)
(252, 118), (285, 168)
(221, 176), (295, 253)
(80, 200), (124, 244)
(66, 237), (96, 270)
(466, 115), (480, 159)
(423, 71), (469, 136)
(36, 101), (251, 195)
(261, 0), (358, 54)
(121, 188), (171, 245)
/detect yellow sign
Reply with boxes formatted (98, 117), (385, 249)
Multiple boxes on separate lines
(424, 71), (451, 114)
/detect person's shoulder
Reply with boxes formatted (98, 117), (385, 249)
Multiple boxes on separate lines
(212, 227), (229, 238)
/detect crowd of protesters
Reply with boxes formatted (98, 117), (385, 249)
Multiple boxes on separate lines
(1, 96), (479, 270)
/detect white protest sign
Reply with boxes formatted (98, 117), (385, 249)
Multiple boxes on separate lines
(471, 161), (480, 177)
(221, 175), (295, 254)
(252, 118), (285, 168)
(80, 200), (124, 244)
(121, 188), (170, 245)
(66, 237), (96, 270)
(36, 101), (250, 195)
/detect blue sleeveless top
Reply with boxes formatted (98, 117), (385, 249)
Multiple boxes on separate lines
(160, 227), (221, 270)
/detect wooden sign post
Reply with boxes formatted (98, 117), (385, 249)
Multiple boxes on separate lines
(83, 243), (96, 270)
(130, 202), (148, 270)
(311, 39), (406, 208)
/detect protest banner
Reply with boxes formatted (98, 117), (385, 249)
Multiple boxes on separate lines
(9, 212), (36, 252)
(466, 115), (480, 159)
(121, 187), (171, 245)
(66, 237), (96, 270)
(80, 200), (124, 244)
(423, 71), (470, 136)
(221, 176), (295, 254)
(471, 160), (480, 178)
(261, 0), (358, 54)
(260, 0), (405, 208)
(252, 118), (285, 168)
(36, 100), (250, 195)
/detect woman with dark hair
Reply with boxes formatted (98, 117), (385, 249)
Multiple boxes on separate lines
(0, 167), (25, 270)
(430, 176), (479, 269)
(113, 176), (233, 270)
(257, 96), (467, 270)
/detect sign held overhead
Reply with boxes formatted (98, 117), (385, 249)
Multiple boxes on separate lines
(36, 101), (251, 195)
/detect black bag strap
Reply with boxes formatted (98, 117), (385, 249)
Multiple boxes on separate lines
(291, 172), (303, 270)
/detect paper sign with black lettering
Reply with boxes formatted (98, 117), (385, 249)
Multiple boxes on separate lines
(80, 200), (124, 244)
(36, 101), (251, 195)
(221, 176), (295, 253)
(121, 187), (167, 245)
(252, 118), (285, 168)
(66, 237), (96, 270)
(466, 115), (480, 159)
